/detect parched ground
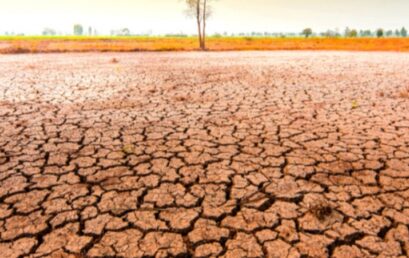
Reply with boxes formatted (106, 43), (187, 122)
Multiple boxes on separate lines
(0, 51), (409, 258)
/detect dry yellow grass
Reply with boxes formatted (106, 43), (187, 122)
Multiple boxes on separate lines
(399, 86), (409, 99)
(1, 37), (409, 53)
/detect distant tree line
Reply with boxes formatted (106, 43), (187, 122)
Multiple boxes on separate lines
(42, 28), (57, 36)
(31, 24), (409, 39)
(301, 27), (408, 38)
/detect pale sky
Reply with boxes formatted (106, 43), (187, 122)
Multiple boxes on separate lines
(0, 0), (408, 35)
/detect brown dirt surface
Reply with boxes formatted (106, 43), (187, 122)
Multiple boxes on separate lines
(0, 51), (408, 257)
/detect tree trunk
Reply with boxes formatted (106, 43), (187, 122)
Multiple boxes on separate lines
(202, 0), (207, 50)
(196, 0), (203, 49)
(197, 18), (202, 49)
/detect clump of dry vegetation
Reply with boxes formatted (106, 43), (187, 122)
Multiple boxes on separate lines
(174, 95), (187, 102)
(110, 58), (119, 63)
(26, 64), (36, 69)
(310, 201), (334, 221)
(121, 144), (135, 154)
(351, 100), (359, 109)
(399, 86), (409, 98)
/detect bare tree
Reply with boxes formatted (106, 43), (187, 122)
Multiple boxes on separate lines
(185, 0), (213, 50)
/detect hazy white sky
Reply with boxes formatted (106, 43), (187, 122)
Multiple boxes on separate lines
(0, 0), (408, 35)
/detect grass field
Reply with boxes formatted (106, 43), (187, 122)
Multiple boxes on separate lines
(1, 36), (409, 53)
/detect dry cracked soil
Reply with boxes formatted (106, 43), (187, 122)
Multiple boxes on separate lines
(0, 51), (409, 258)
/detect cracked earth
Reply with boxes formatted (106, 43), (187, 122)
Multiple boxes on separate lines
(0, 51), (409, 257)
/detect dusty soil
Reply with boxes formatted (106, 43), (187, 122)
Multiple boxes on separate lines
(0, 51), (408, 257)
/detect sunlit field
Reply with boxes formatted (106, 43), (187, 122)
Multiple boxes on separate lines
(1, 36), (409, 53)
